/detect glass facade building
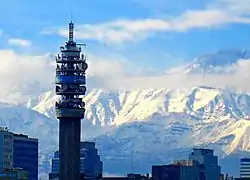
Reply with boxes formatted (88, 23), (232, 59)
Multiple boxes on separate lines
(13, 134), (38, 180)
(188, 148), (221, 180)
(51, 141), (102, 179)
(0, 128), (13, 170)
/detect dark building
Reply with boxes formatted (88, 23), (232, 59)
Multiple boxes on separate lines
(80, 142), (102, 177)
(152, 164), (200, 180)
(50, 142), (102, 179)
(0, 128), (14, 171)
(55, 21), (88, 180)
(13, 133), (38, 180)
(102, 177), (127, 180)
(152, 165), (180, 180)
(188, 148), (221, 180)
(49, 173), (88, 180)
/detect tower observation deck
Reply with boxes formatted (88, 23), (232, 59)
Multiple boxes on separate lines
(55, 22), (88, 180)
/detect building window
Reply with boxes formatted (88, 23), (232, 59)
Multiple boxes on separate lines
(4, 148), (12, 153)
(4, 135), (12, 139)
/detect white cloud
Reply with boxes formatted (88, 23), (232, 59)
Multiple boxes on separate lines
(43, 19), (170, 44)
(1, 49), (250, 104)
(42, 0), (250, 44)
(8, 38), (32, 47)
(212, 0), (250, 15)
(171, 10), (237, 31)
(0, 49), (54, 103)
(0, 49), (130, 103)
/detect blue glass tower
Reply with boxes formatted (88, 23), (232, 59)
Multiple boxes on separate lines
(188, 148), (221, 180)
(0, 128), (13, 171)
(55, 22), (88, 180)
(13, 133), (38, 180)
(80, 142), (103, 178)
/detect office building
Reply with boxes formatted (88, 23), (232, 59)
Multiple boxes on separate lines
(188, 148), (221, 180)
(0, 127), (13, 171)
(152, 164), (200, 180)
(13, 134), (38, 180)
(50, 141), (102, 179)
(80, 141), (103, 177)
(240, 158), (250, 180)
(0, 128), (29, 180)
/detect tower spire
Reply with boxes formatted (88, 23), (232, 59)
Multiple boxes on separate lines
(69, 21), (74, 42)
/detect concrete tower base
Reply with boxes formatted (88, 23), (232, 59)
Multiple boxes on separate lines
(59, 118), (81, 180)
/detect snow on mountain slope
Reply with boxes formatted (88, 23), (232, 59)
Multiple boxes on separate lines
(33, 86), (250, 126)
(28, 86), (250, 176)
(28, 91), (56, 118)
(26, 91), (54, 109)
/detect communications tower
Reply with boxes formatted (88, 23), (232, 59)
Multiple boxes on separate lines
(55, 22), (88, 180)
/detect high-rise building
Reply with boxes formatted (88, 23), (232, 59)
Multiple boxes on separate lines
(0, 128), (29, 180)
(188, 148), (221, 180)
(50, 141), (102, 179)
(55, 21), (88, 180)
(240, 158), (250, 179)
(80, 142), (103, 177)
(13, 133), (38, 180)
(0, 127), (13, 170)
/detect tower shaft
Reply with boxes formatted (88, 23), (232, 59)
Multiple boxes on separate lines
(59, 118), (80, 180)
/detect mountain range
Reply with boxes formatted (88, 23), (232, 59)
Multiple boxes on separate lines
(2, 49), (250, 178)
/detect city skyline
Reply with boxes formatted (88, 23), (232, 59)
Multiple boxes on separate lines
(0, 1), (249, 179)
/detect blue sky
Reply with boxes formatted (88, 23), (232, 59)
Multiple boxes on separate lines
(1, 0), (250, 70)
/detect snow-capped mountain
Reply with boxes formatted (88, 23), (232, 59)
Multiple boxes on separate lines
(167, 49), (250, 74)
(4, 49), (250, 177)
(28, 86), (250, 176)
